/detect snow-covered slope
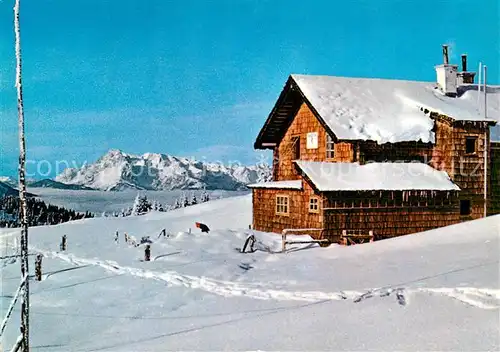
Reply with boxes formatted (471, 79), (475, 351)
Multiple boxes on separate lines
(55, 149), (271, 191)
(1, 196), (498, 351)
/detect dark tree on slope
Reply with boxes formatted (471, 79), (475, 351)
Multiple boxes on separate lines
(190, 193), (197, 205)
(0, 196), (93, 228)
(120, 207), (132, 217)
(151, 200), (166, 212)
(132, 193), (152, 216)
(173, 199), (180, 209)
(182, 193), (189, 207)
(201, 191), (210, 203)
(156, 201), (165, 212)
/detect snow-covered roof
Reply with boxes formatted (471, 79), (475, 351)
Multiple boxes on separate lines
(292, 75), (499, 144)
(247, 180), (302, 190)
(295, 161), (459, 191)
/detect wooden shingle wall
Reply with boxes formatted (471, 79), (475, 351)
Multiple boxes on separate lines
(489, 142), (500, 215)
(452, 121), (490, 219)
(431, 116), (491, 219)
(430, 119), (454, 173)
(274, 103), (354, 181)
(361, 141), (433, 163)
(323, 190), (460, 242)
(334, 143), (354, 162)
(252, 180), (323, 236)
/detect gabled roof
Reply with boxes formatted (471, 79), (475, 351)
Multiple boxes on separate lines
(254, 76), (307, 149)
(255, 74), (499, 149)
(295, 161), (459, 192)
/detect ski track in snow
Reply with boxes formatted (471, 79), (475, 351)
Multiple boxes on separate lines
(34, 248), (500, 310)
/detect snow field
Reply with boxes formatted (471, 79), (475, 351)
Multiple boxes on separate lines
(0, 194), (499, 351)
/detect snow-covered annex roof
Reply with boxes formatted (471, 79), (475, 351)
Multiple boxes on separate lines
(295, 161), (460, 192)
(255, 74), (500, 148)
(248, 180), (302, 190)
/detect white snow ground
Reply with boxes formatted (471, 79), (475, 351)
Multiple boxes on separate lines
(1, 195), (499, 351)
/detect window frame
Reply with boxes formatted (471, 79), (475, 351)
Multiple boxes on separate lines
(465, 136), (477, 155)
(308, 196), (320, 213)
(291, 136), (300, 160)
(326, 134), (335, 159)
(276, 194), (290, 216)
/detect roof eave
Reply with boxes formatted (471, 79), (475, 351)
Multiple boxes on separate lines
(254, 75), (341, 150)
(427, 110), (497, 126)
(254, 76), (295, 150)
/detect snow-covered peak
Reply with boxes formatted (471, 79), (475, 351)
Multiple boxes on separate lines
(0, 176), (18, 188)
(96, 149), (131, 163)
(55, 149), (271, 191)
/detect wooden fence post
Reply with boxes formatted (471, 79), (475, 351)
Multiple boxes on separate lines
(35, 254), (42, 281)
(114, 231), (119, 243)
(144, 245), (151, 262)
(60, 235), (67, 251)
(281, 231), (286, 252)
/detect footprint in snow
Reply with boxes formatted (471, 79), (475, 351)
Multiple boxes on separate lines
(238, 262), (253, 271)
(379, 288), (394, 297)
(354, 290), (374, 303)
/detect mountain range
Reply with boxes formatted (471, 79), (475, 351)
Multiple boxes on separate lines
(0, 177), (18, 188)
(28, 179), (96, 190)
(53, 149), (271, 191)
(0, 176), (91, 192)
(0, 181), (37, 198)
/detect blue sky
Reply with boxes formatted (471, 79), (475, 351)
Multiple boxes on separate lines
(0, 0), (498, 178)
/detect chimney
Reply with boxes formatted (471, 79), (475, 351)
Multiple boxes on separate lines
(457, 53), (476, 85)
(436, 44), (457, 96)
(442, 45), (449, 65)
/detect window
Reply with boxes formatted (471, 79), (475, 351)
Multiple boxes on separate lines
(276, 195), (289, 215)
(292, 136), (300, 160)
(307, 132), (318, 149)
(465, 137), (477, 154)
(309, 197), (319, 213)
(460, 199), (471, 216)
(326, 134), (335, 159)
